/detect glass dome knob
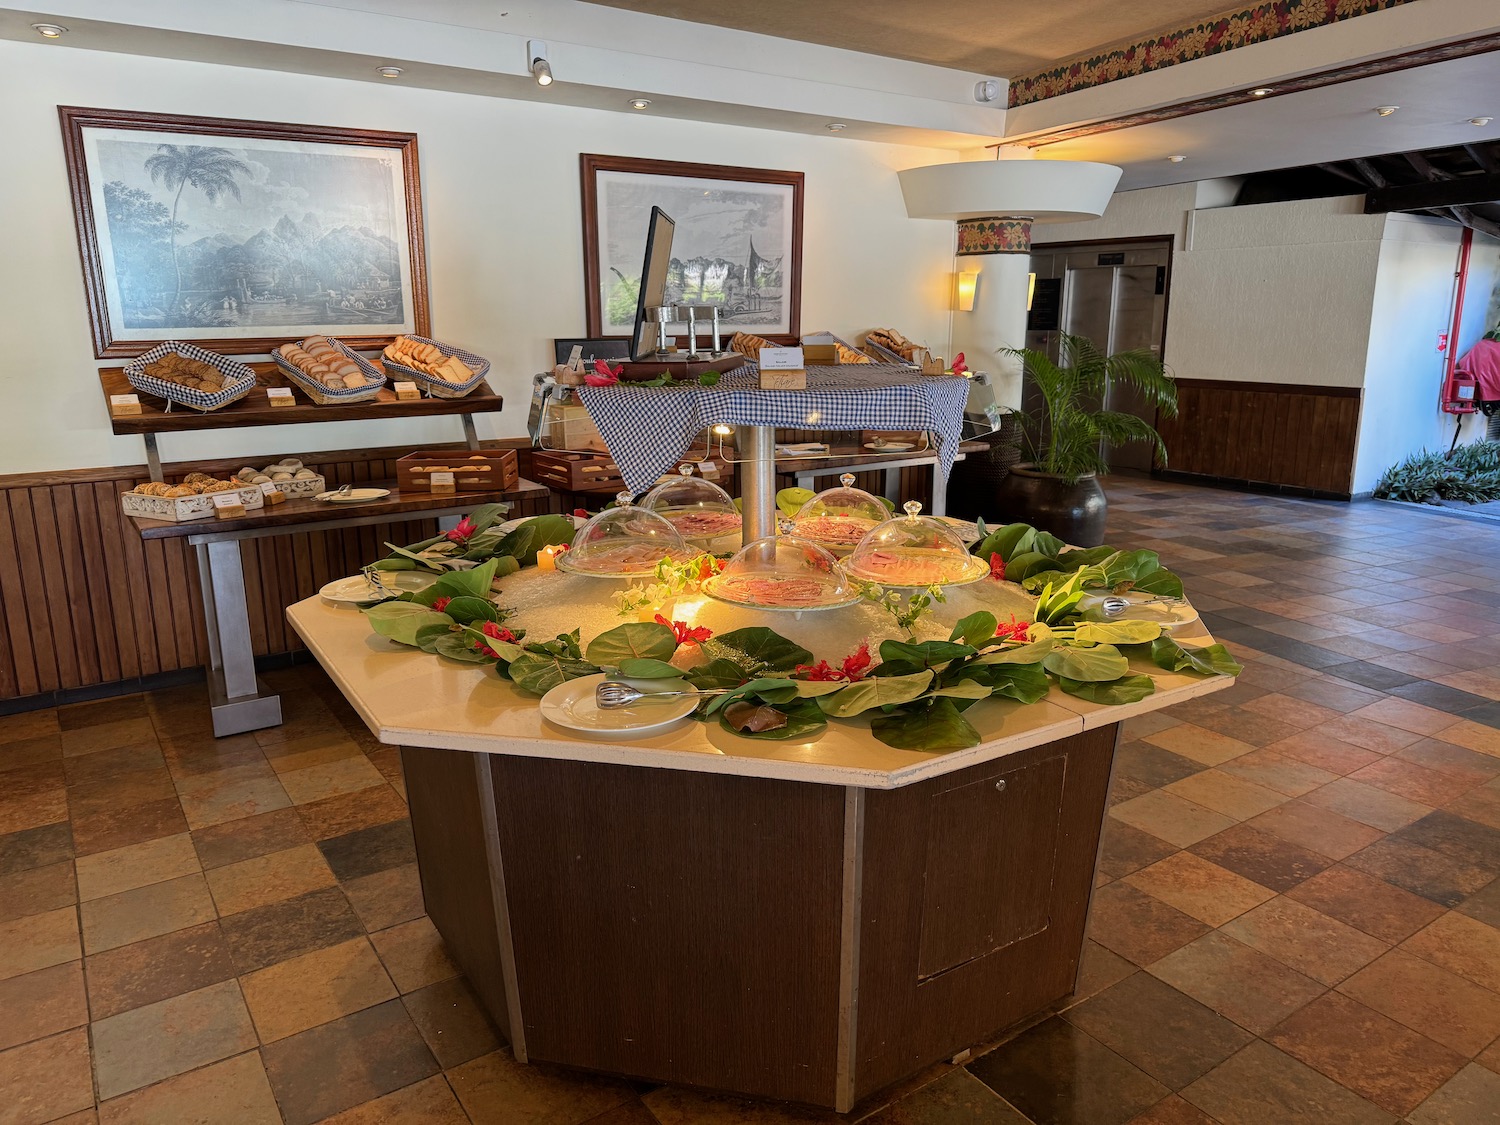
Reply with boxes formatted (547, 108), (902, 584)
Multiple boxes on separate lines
(677, 464), (696, 477)
(840, 473), (855, 487)
(903, 500), (923, 519)
(615, 491), (634, 507)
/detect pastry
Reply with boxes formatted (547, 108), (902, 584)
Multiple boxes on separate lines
(731, 331), (773, 362)
(836, 342), (872, 365)
(142, 352), (226, 391)
(867, 328), (919, 361)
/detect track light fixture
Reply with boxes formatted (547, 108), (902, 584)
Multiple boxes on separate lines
(528, 40), (553, 86)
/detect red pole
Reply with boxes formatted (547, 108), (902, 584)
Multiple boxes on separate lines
(1444, 226), (1474, 407)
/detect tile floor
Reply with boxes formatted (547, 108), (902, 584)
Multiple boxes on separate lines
(3, 477), (1500, 1124)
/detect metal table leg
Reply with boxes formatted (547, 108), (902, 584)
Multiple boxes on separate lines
(202, 539), (282, 737)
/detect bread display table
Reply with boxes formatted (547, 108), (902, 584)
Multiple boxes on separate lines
(287, 567), (1233, 1111)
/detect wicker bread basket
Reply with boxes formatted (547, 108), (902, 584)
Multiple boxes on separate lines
(380, 335), (491, 399)
(124, 342), (256, 412)
(272, 338), (386, 405)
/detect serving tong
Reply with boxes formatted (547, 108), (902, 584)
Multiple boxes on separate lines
(595, 680), (730, 709)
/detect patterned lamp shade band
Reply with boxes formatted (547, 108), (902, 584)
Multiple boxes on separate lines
(956, 217), (1033, 256)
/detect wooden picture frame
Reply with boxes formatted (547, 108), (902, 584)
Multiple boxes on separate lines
(580, 154), (803, 345)
(59, 106), (430, 359)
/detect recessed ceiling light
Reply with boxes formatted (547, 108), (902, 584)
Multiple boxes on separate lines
(1471, 117), (1493, 127)
(528, 39), (552, 86)
(1167, 154), (1186, 163)
(826, 122), (847, 131)
(1375, 105), (1399, 117)
(1251, 87), (1273, 97)
(31, 22), (66, 37)
(628, 98), (651, 110)
(376, 66), (402, 78)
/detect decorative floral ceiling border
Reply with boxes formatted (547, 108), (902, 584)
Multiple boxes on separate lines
(1008, 0), (1418, 108)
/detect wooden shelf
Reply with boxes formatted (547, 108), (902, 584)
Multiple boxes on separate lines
(100, 362), (503, 435)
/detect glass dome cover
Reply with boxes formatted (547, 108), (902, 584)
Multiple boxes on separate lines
(556, 492), (690, 578)
(791, 474), (889, 555)
(641, 464), (742, 543)
(843, 501), (990, 588)
(702, 530), (859, 611)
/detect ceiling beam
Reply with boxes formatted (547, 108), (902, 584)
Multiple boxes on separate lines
(1317, 163), (1370, 187)
(1403, 152), (1450, 181)
(1454, 205), (1500, 240)
(1350, 158), (1389, 189)
(1364, 172), (1500, 214)
(1466, 144), (1500, 174)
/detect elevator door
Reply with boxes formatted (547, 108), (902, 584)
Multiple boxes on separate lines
(1025, 242), (1170, 472)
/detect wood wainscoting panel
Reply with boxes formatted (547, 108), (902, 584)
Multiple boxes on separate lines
(0, 441), (549, 705)
(1155, 379), (1362, 498)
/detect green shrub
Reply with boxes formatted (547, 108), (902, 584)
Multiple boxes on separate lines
(1374, 441), (1500, 504)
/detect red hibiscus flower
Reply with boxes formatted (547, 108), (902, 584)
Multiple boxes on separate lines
(446, 516), (476, 544)
(796, 643), (871, 682)
(840, 643), (872, 680)
(994, 617), (1032, 644)
(988, 552), (1006, 581)
(696, 556), (722, 582)
(473, 620), (519, 659)
(951, 352), (968, 376)
(654, 614), (712, 645)
(432, 596), (451, 614)
(585, 359), (622, 386)
(573, 508), (590, 519)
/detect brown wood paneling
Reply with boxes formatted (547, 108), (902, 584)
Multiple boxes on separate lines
(490, 755), (845, 1106)
(1155, 379), (1361, 497)
(0, 440), (552, 705)
(853, 724), (1118, 1101)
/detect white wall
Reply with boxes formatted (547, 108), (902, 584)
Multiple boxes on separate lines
(0, 39), (956, 476)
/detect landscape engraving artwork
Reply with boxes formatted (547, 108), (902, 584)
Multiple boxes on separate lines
(61, 109), (428, 356)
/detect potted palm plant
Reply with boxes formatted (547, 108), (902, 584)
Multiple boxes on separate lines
(996, 333), (1177, 546)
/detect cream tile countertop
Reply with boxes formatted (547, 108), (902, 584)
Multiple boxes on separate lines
(287, 578), (1233, 789)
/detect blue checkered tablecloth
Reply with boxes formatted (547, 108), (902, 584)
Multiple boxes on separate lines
(576, 363), (972, 495)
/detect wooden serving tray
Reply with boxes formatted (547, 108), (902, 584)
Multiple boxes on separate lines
(613, 353), (745, 383)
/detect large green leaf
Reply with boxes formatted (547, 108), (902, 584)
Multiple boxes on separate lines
(684, 658), (750, 691)
(500, 514), (577, 566)
(982, 662), (1050, 705)
(382, 543), (450, 573)
(1058, 674), (1157, 704)
(704, 678), (799, 714)
(493, 524), (536, 564)
(617, 657), (682, 679)
(460, 625), (524, 664)
(929, 678), (993, 700)
(949, 611), (997, 647)
(432, 558), (499, 600)
(870, 699), (981, 751)
(819, 671), (934, 717)
(1073, 620), (1163, 645)
(1151, 638), (1242, 677)
(877, 639), (974, 669)
(975, 638), (1054, 665)
(1005, 551), (1059, 581)
(1043, 644), (1130, 682)
(719, 697), (826, 741)
(794, 679), (849, 698)
(973, 523), (1035, 564)
(441, 596), (501, 626)
(1086, 549), (1160, 589)
(1029, 530), (1065, 559)
(586, 622), (678, 667)
(1055, 545), (1118, 570)
(507, 654), (599, 695)
(365, 602), (456, 647)
(1133, 568), (1185, 598)
(431, 631), (497, 664)
(710, 628), (812, 672)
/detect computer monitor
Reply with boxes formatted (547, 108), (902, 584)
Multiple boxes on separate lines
(630, 206), (676, 361)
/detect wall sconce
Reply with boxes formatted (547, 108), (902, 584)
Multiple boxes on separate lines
(1027, 272), (1037, 311)
(528, 40), (553, 86)
(954, 270), (979, 312)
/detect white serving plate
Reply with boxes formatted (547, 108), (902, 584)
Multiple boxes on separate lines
(315, 487), (391, 504)
(540, 673), (699, 738)
(319, 571), (437, 606)
(1079, 593), (1200, 630)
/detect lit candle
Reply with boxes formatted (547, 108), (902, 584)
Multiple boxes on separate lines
(537, 544), (563, 571)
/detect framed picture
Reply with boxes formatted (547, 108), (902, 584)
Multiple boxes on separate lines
(59, 106), (430, 358)
(580, 154), (803, 344)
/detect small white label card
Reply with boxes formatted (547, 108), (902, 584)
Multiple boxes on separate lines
(430, 470), (456, 494)
(266, 387), (295, 407)
(258, 481), (282, 497)
(759, 347), (805, 370)
(212, 493), (246, 518)
(109, 393), (142, 416)
(393, 380), (421, 401)
(566, 344), (585, 372)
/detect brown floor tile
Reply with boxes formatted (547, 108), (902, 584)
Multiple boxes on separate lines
(3, 760), (65, 800)
(642, 1084), (836, 1122)
(1394, 809), (1500, 870)
(860, 1068), (1029, 1124)
(1402, 911), (1500, 993)
(1241, 693), (1344, 730)
(1450, 782), (1500, 832)
(1398, 739), (1500, 786)
(1181, 1041), (1392, 1124)
(1351, 758), (1483, 807)
(277, 755), (385, 806)
(1086, 882), (1211, 967)
(0, 961), (88, 1052)
(1114, 741), (1204, 786)
(64, 767), (175, 821)
(57, 697), (146, 730)
(402, 976), (503, 1069)
(1110, 776), (1154, 807)
(79, 872), (217, 955)
(1064, 971), (1253, 1088)
(342, 863), (426, 932)
(1216, 748), (1339, 797)
(1314, 715), (1426, 756)
(1260, 730), (1381, 776)
(1286, 865), (1446, 943)
(318, 819), (418, 882)
(1098, 821), (1179, 880)
(1189, 823), (1333, 893)
(74, 832), (200, 902)
(1247, 799), (1385, 861)
(0, 906), (80, 982)
(1109, 791), (1236, 849)
(0, 790), (68, 837)
(315, 1074), (470, 1124)
(1124, 1094), (1217, 1124)
(966, 1016), (1168, 1125)
(1283, 678), (1385, 714)
(1163, 770), (1287, 821)
(1142, 725), (1254, 767)
(0, 859), (76, 923)
(1344, 836), (1496, 908)
(1123, 852), (1274, 926)
(189, 805), (310, 870)
(91, 979), (257, 1100)
(367, 746), (405, 789)
(205, 842), (336, 919)
(1148, 930), (1326, 1034)
(1338, 949), (1500, 1056)
(60, 742), (164, 787)
(0, 735), (63, 774)
(95, 1050), (280, 1125)
(219, 884), (365, 974)
(84, 919), (236, 1020)
(1408, 1062), (1500, 1123)
(1265, 990), (1464, 1115)
(1434, 720), (1500, 758)
(0, 822), (74, 878)
(175, 762), (292, 830)
(0, 1027), (93, 1125)
(70, 796), (189, 858)
(370, 916), (458, 993)
(158, 732), (266, 780)
(1072, 940), (1137, 1003)
(58, 716), (154, 755)
(1221, 897), (1389, 986)
(240, 936), (397, 1042)
(296, 783), (408, 841)
(261, 998), (439, 1125)
(0, 709), (60, 744)
(1302, 778), (1434, 832)
(1460, 877), (1500, 928)
(1349, 698), (1460, 736)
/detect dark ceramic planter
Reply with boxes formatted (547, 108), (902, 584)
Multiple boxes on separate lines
(993, 464), (1108, 546)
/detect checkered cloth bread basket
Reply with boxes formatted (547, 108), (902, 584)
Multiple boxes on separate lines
(272, 338), (386, 405)
(379, 335), (491, 399)
(124, 342), (257, 412)
(863, 338), (918, 367)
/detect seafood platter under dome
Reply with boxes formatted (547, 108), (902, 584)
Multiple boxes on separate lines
(842, 501), (991, 588)
(701, 531), (861, 611)
(640, 464), (742, 548)
(556, 493), (689, 578)
(788, 473), (890, 556)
